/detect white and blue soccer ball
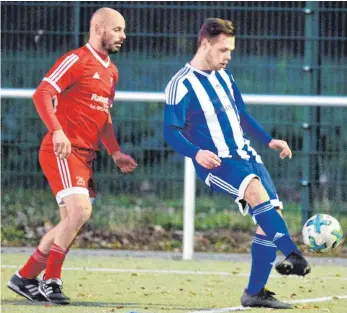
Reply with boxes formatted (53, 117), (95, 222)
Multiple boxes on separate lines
(302, 214), (343, 253)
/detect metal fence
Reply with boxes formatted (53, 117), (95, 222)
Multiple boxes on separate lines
(2, 1), (347, 94)
(1, 2), (347, 216)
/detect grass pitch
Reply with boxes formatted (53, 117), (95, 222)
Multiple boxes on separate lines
(1, 253), (347, 313)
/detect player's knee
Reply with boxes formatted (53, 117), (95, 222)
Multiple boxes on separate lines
(68, 204), (92, 227)
(83, 205), (93, 222)
(244, 179), (269, 206)
(79, 204), (92, 224)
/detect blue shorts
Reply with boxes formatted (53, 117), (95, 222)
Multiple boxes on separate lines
(194, 158), (282, 216)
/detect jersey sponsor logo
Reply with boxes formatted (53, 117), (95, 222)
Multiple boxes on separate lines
(91, 94), (109, 105)
(89, 104), (109, 113)
(76, 176), (85, 186)
(90, 93), (110, 113)
(213, 103), (233, 115)
(93, 72), (100, 79)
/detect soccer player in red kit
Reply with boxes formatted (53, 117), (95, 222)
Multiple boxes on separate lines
(7, 8), (137, 304)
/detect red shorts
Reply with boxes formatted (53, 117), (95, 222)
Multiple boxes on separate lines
(39, 147), (97, 205)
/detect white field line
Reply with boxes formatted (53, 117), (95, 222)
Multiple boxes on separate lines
(187, 295), (347, 313)
(1, 264), (347, 281)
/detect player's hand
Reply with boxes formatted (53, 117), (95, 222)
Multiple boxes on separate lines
(195, 150), (221, 169)
(53, 129), (71, 159)
(112, 151), (138, 173)
(269, 139), (292, 159)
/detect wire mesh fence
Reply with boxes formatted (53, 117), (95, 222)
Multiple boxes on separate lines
(1, 1), (347, 216)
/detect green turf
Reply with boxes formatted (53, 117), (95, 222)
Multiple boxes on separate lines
(1, 253), (347, 313)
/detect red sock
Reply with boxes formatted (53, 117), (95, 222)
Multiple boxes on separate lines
(45, 243), (67, 280)
(19, 248), (49, 279)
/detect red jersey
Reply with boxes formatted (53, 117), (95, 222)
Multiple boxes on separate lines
(34, 43), (120, 154)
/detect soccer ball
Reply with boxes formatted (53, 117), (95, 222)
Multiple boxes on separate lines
(302, 214), (343, 252)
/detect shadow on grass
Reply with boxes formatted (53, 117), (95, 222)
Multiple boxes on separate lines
(1, 299), (202, 311)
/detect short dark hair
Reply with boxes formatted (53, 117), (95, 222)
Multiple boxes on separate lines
(197, 18), (235, 47)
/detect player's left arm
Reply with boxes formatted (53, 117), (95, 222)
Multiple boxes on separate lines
(230, 74), (292, 159)
(101, 70), (137, 173)
(101, 112), (138, 173)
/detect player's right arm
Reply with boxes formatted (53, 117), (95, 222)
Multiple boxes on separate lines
(164, 80), (221, 169)
(32, 53), (82, 159)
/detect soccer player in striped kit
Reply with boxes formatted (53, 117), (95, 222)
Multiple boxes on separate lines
(164, 18), (311, 309)
(8, 8), (137, 304)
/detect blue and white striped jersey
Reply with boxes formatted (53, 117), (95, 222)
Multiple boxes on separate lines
(164, 63), (269, 162)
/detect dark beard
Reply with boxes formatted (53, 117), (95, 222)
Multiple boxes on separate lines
(107, 48), (119, 55)
(101, 38), (120, 54)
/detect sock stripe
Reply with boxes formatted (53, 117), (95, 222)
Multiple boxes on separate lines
(253, 205), (273, 216)
(253, 237), (277, 248)
(253, 238), (274, 245)
(247, 233), (277, 295)
(19, 248), (48, 279)
(252, 200), (271, 210)
(35, 248), (49, 258)
(51, 246), (65, 251)
(50, 248), (66, 255)
(46, 244), (66, 280)
(252, 203), (272, 214)
(254, 206), (273, 215)
(32, 253), (48, 263)
(250, 200), (298, 257)
(51, 244), (66, 254)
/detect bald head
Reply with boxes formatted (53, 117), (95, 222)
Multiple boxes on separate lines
(90, 8), (124, 30)
(89, 7), (126, 55)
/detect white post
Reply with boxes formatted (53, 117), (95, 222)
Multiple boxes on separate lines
(182, 157), (196, 260)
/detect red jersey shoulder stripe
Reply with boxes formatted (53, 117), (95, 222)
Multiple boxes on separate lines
(43, 54), (80, 93)
(49, 54), (79, 82)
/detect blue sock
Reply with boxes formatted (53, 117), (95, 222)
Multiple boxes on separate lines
(249, 200), (300, 257)
(247, 234), (277, 295)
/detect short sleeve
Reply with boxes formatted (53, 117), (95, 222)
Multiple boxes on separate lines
(42, 53), (82, 93)
(164, 79), (190, 128)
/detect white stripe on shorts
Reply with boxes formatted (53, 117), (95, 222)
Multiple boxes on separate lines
(56, 157), (71, 189)
(209, 174), (239, 196)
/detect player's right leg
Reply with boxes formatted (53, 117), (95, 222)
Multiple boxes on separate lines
(7, 204), (67, 302)
(197, 159), (306, 308)
(36, 148), (95, 305)
(248, 163), (311, 277)
(39, 193), (92, 305)
(203, 159), (306, 263)
(244, 178), (310, 276)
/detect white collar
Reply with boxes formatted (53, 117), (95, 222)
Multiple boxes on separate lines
(185, 63), (214, 77)
(86, 43), (110, 68)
